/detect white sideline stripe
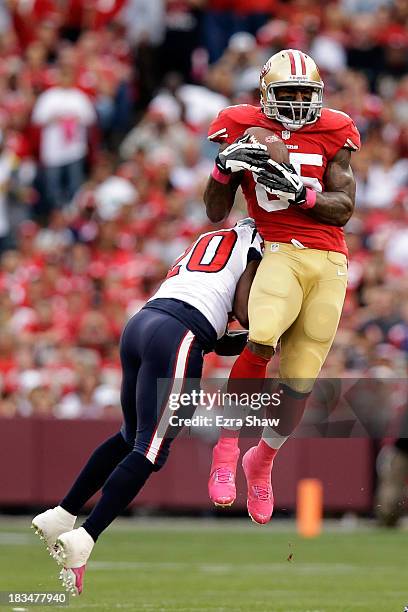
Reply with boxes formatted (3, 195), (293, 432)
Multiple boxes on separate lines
(293, 50), (303, 76)
(145, 330), (195, 464)
(0, 532), (34, 545)
(88, 560), (357, 574)
(69, 606), (138, 610)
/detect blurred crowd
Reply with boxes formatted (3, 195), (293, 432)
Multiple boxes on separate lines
(0, 0), (407, 419)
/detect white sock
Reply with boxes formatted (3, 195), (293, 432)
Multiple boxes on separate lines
(55, 506), (77, 521)
(262, 425), (288, 450)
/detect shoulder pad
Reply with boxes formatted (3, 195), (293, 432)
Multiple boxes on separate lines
(319, 108), (355, 131)
(315, 108), (361, 153)
(208, 105), (262, 143)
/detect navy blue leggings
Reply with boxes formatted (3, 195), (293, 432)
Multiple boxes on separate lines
(119, 307), (204, 468)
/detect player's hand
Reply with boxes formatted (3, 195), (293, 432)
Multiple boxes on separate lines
(256, 160), (307, 205)
(215, 134), (269, 175)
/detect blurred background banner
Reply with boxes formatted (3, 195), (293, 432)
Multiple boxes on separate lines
(0, 417), (374, 512)
(0, 0), (407, 519)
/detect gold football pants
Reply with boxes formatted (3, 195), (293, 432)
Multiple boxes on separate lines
(248, 242), (348, 393)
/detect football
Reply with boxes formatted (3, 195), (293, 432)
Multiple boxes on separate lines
(244, 126), (289, 164)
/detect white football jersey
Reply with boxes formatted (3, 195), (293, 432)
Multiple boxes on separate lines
(149, 221), (263, 338)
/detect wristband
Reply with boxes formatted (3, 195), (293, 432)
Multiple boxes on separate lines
(211, 165), (231, 184)
(299, 188), (317, 210)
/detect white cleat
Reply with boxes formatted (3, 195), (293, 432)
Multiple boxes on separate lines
(31, 506), (76, 558)
(55, 527), (95, 596)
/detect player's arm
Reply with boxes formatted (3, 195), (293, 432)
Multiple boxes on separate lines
(232, 259), (260, 328)
(203, 160), (242, 222)
(308, 148), (355, 226)
(256, 147), (356, 227)
(204, 136), (269, 223)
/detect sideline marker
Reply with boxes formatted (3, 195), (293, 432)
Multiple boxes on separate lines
(296, 478), (323, 537)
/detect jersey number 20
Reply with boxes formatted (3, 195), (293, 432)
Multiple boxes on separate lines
(166, 231), (237, 278)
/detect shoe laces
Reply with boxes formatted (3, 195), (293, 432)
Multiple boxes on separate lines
(253, 485), (271, 501)
(214, 467), (233, 484)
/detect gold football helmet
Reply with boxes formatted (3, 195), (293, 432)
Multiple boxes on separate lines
(260, 49), (324, 130)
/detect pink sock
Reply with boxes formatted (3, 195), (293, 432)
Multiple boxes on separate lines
(252, 439), (278, 474)
(216, 428), (239, 452)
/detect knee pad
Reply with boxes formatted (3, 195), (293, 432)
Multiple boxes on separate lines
(303, 299), (341, 343)
(249, 310), (281, 346)
(280, 345), (321, 394)
(134, 438), (170, 471)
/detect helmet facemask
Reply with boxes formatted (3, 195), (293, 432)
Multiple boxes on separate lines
(262, 82), (323, 131)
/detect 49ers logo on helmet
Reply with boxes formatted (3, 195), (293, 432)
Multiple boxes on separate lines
(260, 60), (272, 79)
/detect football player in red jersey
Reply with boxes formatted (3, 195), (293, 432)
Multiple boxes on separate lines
(205, 49), (361, 524)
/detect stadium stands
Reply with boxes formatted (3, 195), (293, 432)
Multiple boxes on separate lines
(0, 0), (407, 419)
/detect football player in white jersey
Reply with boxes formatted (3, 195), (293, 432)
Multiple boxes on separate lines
(31, 218), (263, 596)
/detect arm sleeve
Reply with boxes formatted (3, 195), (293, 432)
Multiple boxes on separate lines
(326, 118), (361, 160)
(207, 107), (245, 145)
(208, 109), (230, 144)
(342, 119), (361, 152)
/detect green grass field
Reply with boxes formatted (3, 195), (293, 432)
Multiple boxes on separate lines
(0, 518), (407, 612)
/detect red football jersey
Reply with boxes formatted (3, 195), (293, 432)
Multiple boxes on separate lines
(208, 105), (361, 256)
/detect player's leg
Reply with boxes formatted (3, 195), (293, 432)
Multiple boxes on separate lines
(249, 250), (348, 519)
(55, 314), (204, 594)
(209, 245), (304, 511)
(243, 248), (347, 524)
(31, 433), (132, 554)
(277, 249), (348, 400)
(135, 330), (204, 469)
(80, 319), (202, 540)
(59, 311), (154, 515)
(208, 347), (270, 507)
(31, 319), (143, 552)
(248, 244), (305, 347)
(56, 326), (142, 511)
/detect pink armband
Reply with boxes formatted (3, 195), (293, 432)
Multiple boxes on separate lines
(299, 188), (317, 210)
(211, 165), (231, 184)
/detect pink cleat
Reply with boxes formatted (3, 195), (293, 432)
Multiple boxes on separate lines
(208, 440), (240, 507)
(54, 527), (94, 596)
(59, 566), (85, 597)
(242, 444), (274, 525)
